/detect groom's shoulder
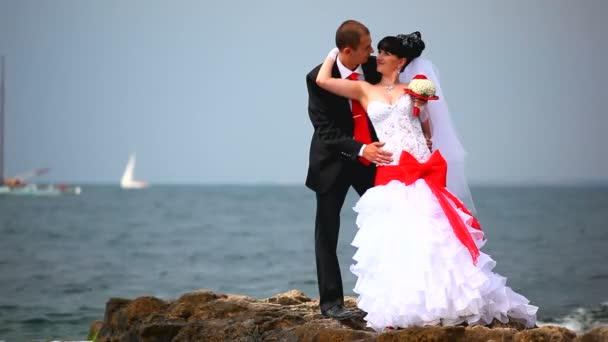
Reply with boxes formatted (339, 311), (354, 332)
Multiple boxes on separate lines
(306, 63), (323, 81)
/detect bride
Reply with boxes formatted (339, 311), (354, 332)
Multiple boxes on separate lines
(315, 31), (538, 332)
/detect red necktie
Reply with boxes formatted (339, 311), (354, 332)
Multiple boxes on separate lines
(347, 72), (372, 166)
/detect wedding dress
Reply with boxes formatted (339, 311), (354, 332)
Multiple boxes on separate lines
(350, 94), (538, 332)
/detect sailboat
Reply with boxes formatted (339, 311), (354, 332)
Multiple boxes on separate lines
(120, 153), (148, 189)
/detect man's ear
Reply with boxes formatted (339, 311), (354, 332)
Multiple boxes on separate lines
(342, 47), (352, 55)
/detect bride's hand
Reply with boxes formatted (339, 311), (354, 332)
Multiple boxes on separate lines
(326, 47), (339, 60)
(412, 98), (428, 108)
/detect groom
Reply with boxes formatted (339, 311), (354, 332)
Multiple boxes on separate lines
(305, 20), (393, 320)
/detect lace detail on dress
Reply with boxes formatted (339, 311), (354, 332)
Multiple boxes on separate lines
(367, 95), (431, 165)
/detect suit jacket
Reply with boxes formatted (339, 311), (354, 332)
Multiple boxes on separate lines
(305, 56), (382, 194)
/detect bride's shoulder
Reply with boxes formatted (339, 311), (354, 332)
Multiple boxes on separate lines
(361, 81), (377, 90)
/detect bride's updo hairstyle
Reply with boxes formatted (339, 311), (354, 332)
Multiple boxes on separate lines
(377, 31), (425, 72)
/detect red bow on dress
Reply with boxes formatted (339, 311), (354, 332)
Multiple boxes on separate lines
(375, 151), (483, 265)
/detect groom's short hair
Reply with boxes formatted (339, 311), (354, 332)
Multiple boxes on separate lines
(335, 20), (370, 51)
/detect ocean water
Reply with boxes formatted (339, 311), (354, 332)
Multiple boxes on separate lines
(0, 185), (607, 341)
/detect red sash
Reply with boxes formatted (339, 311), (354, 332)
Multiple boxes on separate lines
(375, 151), (482, 265)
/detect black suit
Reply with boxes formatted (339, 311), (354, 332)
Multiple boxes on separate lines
(305, 56), (381, 312)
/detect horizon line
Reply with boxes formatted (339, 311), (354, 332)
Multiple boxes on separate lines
(24, 180), (608, 188)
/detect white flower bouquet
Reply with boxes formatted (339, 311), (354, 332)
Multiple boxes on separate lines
(404, 74), (439, 116)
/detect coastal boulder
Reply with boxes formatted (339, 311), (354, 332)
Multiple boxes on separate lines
(92, 289), (589, 342)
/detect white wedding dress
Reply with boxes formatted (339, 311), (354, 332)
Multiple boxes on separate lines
(350, 94), (538, 332)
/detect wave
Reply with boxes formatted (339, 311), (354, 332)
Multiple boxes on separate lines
(538, 302), (608, 333)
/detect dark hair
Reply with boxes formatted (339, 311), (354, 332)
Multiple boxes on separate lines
(335, 20), (370, 50)
(377, 31), (425, 71)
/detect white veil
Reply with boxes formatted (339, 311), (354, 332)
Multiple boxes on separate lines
(400, 58), (477, 213)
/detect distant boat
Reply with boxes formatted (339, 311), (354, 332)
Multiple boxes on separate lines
(0, 55), (82, 196)
(0, 183), (81, 196)
(120, 153), (148, 189)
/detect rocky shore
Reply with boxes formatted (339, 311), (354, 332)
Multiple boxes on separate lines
(90, 289), (608, 341)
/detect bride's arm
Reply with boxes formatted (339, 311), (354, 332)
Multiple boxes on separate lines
(315, 48), (369, 103)
(421, 118), (432, 149)
(418, 101), (433, 151)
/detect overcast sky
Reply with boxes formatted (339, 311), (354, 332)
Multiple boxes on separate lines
(0, 0), (606, 185)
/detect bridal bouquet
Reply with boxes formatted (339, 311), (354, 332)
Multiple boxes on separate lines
(404, 74), (439, 116)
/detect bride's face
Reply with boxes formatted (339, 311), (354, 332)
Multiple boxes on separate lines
(376, 50), (405, 75)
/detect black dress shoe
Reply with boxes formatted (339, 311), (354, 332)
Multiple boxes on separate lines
(322, 304), (354, 320)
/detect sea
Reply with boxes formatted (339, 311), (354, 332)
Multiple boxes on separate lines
(0, 185), (607, 341)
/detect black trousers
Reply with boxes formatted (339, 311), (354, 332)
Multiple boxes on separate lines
(315, 163), (375, 312)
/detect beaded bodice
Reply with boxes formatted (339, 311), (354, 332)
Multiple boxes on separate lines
(367, 95), (430, 165)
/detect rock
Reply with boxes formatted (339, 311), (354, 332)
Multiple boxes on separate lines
(378, 326), (466, 341)
(93, 289), (599, 342)
(464, 325), (516, 341)
(575, 326), (608, 341)
(88, 320), (103, 340)
(515, 325), (577, 341)
(266, 289), (312, 306)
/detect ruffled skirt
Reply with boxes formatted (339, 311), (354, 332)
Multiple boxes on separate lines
(350, 179), (538, 332)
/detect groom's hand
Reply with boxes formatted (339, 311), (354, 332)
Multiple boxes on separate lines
(363, 142), (393, 165)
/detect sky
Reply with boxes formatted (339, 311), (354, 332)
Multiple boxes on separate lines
(0, 0), (606, 185)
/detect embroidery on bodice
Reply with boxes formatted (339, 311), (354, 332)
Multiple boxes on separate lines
(367, 95), (431, 165)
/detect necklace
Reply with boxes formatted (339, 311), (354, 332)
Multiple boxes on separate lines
(381, 83), (395, 94)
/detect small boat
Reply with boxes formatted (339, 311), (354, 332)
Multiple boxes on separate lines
(120, 153), (148, 189)
(0, 56), (82, 196)
(0, 183), (81, 196)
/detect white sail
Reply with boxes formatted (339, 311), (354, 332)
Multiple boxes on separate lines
(120, 153), (147, 189)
